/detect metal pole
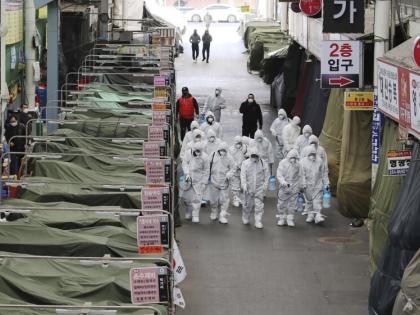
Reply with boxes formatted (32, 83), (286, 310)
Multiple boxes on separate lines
(0, 0), (8, 143)
(390, 0), (395, 49)
(25, 0), (37, 108)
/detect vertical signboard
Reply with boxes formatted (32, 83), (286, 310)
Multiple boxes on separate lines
(398, 67), (411, 129)
(323, 0), (365, 33)
(372, 94), (382, 165)
(321, 40), (362, 89)
(410, 71), (420, 136)
(377, 60), (399, 120)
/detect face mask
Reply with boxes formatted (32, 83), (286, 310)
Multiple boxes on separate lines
(235, 143), (242, 149)
(310, 142), (317, 147)
(289, 157), (297, 164)
(218, 150), (226, 157)
(207, 117), (214, 124)
(279, 115), (285, 120)
(193, 150), (201, 157)
(194, 136), (201, 142)
(304, 132), (311, 138)
(215, 91), (220, 96)
(209, 137), (215, 143)
(10, 122), (17, 127)
(248, 98), (254, 103)
(308, 154), (316, 161)
(257, 137), (263, 143)
(23, 109), (29, 114)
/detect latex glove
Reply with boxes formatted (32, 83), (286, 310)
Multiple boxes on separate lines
(263, 183), (268, 192)
(324, 185), (330, 191)
(280, 180), (288, 188)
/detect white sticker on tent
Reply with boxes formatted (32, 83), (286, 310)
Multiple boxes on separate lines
(387, 150), (412, 176)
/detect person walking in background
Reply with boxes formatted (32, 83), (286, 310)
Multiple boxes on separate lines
(204, 88), (225, 122)
(201, 29), (212, 63)
(239, 93), (263, 138)
(189, 29), (201, 62)
(5, 115), (26, 175)
(203, 11), (212, 29)
(176, 87), (199, 140)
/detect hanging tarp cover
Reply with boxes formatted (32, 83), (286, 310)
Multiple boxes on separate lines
(337, 111), (372, 218)
(368, 119), (405, 272)
(319, 89), (344, 194)
(393, 249), (420, 315)
(270, 73), (285, 109)
(369, 143), (420, 314)
(299, 60), (331, 136)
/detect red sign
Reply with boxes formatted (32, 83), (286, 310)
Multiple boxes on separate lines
(398, 67), (411, 128)
(413, 36), (420, 68)
(299, 0), (321, 16)
(329, 76), (354, 87)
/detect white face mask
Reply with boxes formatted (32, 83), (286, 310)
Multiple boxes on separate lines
(215, 91), (220, 96)
(219, 150), (226, 157)
(289, 157), (297, 164)
(193, 150), (201, 157)
(279, 114), (285, 120)
(194, 136), (201, 143)
(207, 117), (214, 124)
(23, 109), (29, 114)
(257, 137), (263, 143)
(209, 137), (215, 143)
(308, 154), (316, 162)
(235, 143), (242, 149)
(248, 98), (254, 103)
(304, 132), (311, 138)
(10, 122), (17, 127)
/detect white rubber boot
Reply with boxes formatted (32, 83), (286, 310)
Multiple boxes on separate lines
(306, 212), (315, 223)
(219, 211), (228, 224)
(286, 214), (295, 227)
(277, 215), (286, 226)
(242, 212), (250, 225)
(314, 212), (325, 224)
(210, 207), (218, 221)
(254, 214), (263, 229)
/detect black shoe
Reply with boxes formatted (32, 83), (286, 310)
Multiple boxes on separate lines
(202, 58), (205, 61)
(206, 60), (209, 63)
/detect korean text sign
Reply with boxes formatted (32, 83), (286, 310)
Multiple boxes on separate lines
(130, 267), (169, 304)
(323, 0), (365, 33)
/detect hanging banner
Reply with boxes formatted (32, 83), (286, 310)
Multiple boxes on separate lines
(321, 40), (362, 89)
(323, 0), (365, 33)
(344, 91), (373, 110)
(141, 186), (170, 211)
(377, 60), (399, 120)
(372, 94), (382, 165)
(173, 241), (187, 285)
(387, 150), (412, 176)
(130, 267), (169, 304)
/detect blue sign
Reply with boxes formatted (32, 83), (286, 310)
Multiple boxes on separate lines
(372, 94), (382, 164)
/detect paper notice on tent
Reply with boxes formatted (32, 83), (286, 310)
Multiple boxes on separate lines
(152, 110), (168, 126)
(130, 267), (169, 304)
(137, 215), (169, 254)
(377, 60), (399, 120)
(149, 126), (164, 141)
(344, 91), (373, 110)
(152, 103), (168, 111)
(387, 150), (412, 176)
(144, 141), (166, 158)
(154, 75), (169, 87)
(154, 86), (167, 100)
(141, 186), (170, 211)
(321, 40), (362, 89)
(145, 159), (171, 184)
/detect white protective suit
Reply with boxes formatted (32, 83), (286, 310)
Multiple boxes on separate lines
(249, 130), (274, 167)
(181, 142), (210, 223)
(270, 109), (289, 160)
(301, 135), (328, 171)
(207, 142), (235, 223)
(200, 111), (223, 138)
(228, 136), (248, 207)
(180, 121), (200, 158)
(204, 129), (221, 157)
(180, 129), (204, 160)
(282, 116), (301, 155)
(276, 149), (304, 227)
(240, 147), (269, 229)
(203, 88), (226, 122)
(294, 125), (313, 156)
(301, 147), (330, 224)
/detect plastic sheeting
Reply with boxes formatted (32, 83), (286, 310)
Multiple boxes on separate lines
(319, 89), (344, 195)
(337, 110), (372, 218)
(369, 119), (405, 272)
(270, 73), (285, 109)
(393, 249), (420, 315)
(369, 142), (420, 315)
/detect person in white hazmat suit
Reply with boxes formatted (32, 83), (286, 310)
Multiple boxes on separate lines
(294, 125), (313, 156)
(301, 135), (328, 170)
(207, 142), (235, 223)
(200, 111), (223, 138)
(270, 109), (289, 160)
(240, 147), (269, 229)
(203, 88), (226, 122)
(229, 136), (248, 207)
(276, 149), (304, 227)
(301, 147), (330, 224)
(181, 142), (210, 223)
(204, 129), (221, 157)
(249, 130), (274, 171)
(282, 116), (301, 156)
(181, 120), (200, 150)
(180, 128), (205, 160)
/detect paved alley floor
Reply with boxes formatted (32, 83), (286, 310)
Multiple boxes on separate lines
(175, 22), (370, 315)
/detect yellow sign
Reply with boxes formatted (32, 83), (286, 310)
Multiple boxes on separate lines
(344, 91), (374, 110)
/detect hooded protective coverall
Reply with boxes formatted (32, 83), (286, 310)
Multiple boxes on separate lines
(240, 147), (269, 228)
(276, 149), (304, 227)
(301, 135), (328, 171)
(229, 136), (248, 207)
(182, 121), (200, 149)
(200, 111), (223, 138)
(180, 129), (204, 160)
(181, 143), (210, 223)
(249, 130), (274, 168)
(282, 116), (301, 155)
(301, 147), (330, 224)
(270, 109), (289, 160)
(204, 129), (221, 157)
(207, 142), (235, 223)
(203, 88), (226, 122)
(295, 125), (313, 156)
